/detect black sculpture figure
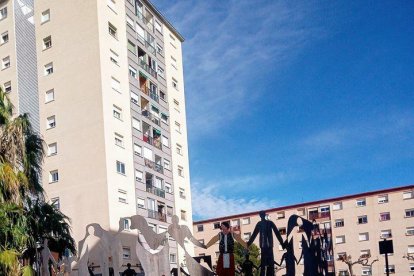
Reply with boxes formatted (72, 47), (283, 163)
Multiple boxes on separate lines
(247, 211), (284, 276)
(237, 253), (258, 276)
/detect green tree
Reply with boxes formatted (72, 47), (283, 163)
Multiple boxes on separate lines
(0, 89), (75, 275)
(234, 242), (261, 276)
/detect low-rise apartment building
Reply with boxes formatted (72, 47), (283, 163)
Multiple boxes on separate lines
(193, 185), (414, 276)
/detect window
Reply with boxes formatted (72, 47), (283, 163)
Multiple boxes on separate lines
(335, 235), (345, 244)
(175, 121), (181, 133)
(160, 91), (167, 102)
(380, 212), (390, 221)
(115, 133), (124, 147)
(0, 6), (7, 20)
(409, 264), (414, 272)
(110, 49), (119, 65)
(46, 116), (56, 129)
(1, 31), (8, 44)
(2, 56), (10, 69)
(356, 198), (366, 207)
(242, 217), (250, 225)
(165, 183), (172, 194)
(169, 253), (176, 263)
(167, 205), (173, 216)
(122, 218), (130, 230)
(337, 252), (347, 260)
(111, 77), (120, 92)
(126, 15), (134, 28)
(406, 209), (414, 218)
(155, 20), (162, 33)
(231, 219), (240, 227)
(113, 105), (122, 120)
(51, 197), (60, 210)
(122, 247), (131, 259)
(157, 65), (164, 79)
(180, 210), (186, 221)
(162, 136), (169, 147)
(132, 117), (141, 130)
(131, 92), (139, 104)
(163, 159), (170, 170)
(403, 191), (414, 199)
(44, 63), (53, 75)
(128, 65), (137, 78)
(43, 36), (52, 49)
(243, 232), (251, 241)
(338, 270), (348, 276)
(384, 265), (395, 274)
(127, 40), (136, 54)
(118, 189), (127, 203)
(173, 99), (180, 110)
(197, 225), (204, 232)
(213, 222), (220, 229)
(137, 197), (145, 208)
(48, 143), (57, 156)
(378, 194), (388, 204)
(161, 113), (168, 124)
(156, 43), (163, 55)
(49, 170), (59, 183)
(177, 166), (183, 177)
(360, 249), (370, 257)
(133, 143), (142, 156)
(41, 9), (50, 23)
(407, 226), (414, 236)
(277, 211), (285, 219)
(136, 24), (145, 41)
(172, 78), (178, 89)
(135, 170), (143, 182)
(358, 232), (369, 241)
(3, 81), (11, 93)
(45, 89), (54, 102)
(176, 144), (182, 154)
(116, 161), (125, 174)
(108, 22), (117, 38)
(179, 188), (185, 199)
(380, 229), (392, 239)
(335, 219), (344, 228)
(361, 267), (371, 276)
(358, 215), (368, 224)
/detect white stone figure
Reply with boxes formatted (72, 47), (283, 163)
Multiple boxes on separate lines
(185, 252), (214, 276)
(129, 215), (166, 250)
(168, 215), (205, 250)
(135, 236), (170, 275)
(77, 224), (107, 276)
(41, 239), (57, 276)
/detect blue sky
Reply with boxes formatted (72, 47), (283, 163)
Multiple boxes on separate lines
(151, 0), (414, 221)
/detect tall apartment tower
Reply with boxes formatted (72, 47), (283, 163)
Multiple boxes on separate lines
(0, 0), (193, 271)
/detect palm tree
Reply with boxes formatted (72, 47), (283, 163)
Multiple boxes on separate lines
(0, 88), (75, 274)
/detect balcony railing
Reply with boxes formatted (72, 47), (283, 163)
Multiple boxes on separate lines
(141, 110), (160, 126)
(147, 209), (167, 222)
(146, 184), (165, 198)
(142, 134), (162, 150)
(308, 211), (331, 220)
(149, 91), (159, 103)
(139, 60), (157, 79)
(144, 158), (164, 174)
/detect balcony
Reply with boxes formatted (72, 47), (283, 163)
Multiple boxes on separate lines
(144, 158), (164, 174)
(308, 211), (331, 221)
(147, 209), (167, 222)
(143, 134), (153, 146)
(141, 110), (160, 126)
(139, 60), (157, 79)
(146, 183), (165, 198)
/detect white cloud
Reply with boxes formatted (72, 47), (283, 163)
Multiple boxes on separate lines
(155, 0), (323, 140)
(191, 185), (278, 221)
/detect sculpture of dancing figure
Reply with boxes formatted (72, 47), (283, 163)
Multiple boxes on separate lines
(247, 211), (284, 276)
(41, 239), (57, 276)
(205, 221), (247, 276)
